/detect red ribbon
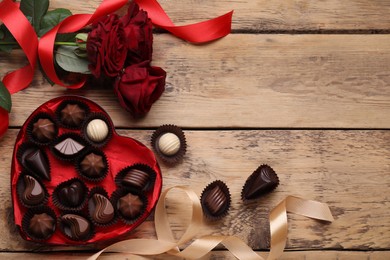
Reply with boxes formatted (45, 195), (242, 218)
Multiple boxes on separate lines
(134, 0), (233, 43)
(0, 0), (38, 94)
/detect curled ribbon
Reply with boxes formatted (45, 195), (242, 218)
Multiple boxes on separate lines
(88, 186), (334, 260)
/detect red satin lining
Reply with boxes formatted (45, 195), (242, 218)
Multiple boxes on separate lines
(0, 0), (38, 94)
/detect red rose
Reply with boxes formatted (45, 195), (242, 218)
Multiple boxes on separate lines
(120, 2), (153, 65)
(114, 62), (166, 117)
(0, 107), (9, 138)
(87, 14), (127, 78)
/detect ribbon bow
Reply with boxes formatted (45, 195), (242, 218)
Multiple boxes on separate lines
(89, 186), (334, 260)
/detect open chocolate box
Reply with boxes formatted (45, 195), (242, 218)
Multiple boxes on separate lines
(10, 96), (162, 245)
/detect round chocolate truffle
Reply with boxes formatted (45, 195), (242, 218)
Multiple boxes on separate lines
(151, 124), (187, 164)
(86, 119), (109, 142)
(60, 103), (86, 127)
(89, 194), (114, 224)
(28, 213), (56, 239)
(158, 133), (180, 156)
(80, 153), (106, 178)
(61, 214), (91, 240)
(32, 118), (56, 142)
(117, 193), (144, 219)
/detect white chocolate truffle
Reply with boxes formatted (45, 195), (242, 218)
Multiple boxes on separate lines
(86, 119), (108, 142)
(158, 133), (180, 156)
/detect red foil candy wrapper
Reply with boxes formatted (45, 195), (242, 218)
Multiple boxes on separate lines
(10, 96), (162, 245)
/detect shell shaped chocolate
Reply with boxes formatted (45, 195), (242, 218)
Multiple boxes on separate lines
(200, 180), (231, 219)
(241, 164), (279, 200)
(54, 138), (85, 156)
(61, 214), (91, 240)
(22, 175), (45, 206)
(90, 194), (114, 224)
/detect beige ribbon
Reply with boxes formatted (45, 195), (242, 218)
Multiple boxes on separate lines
(88, 186), (334, 260)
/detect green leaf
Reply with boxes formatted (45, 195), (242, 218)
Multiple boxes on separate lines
(39, 8), (72, 37)
(0, 25), (17, 53)
(0, 82), (12, 112)
(55, 46), (91, 74)
(20, 0), (49, 34)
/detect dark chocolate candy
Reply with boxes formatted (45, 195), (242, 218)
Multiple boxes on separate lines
(54, 137), (85, 156)
(58, 181), (85, 207)
(61, 214), (91, 240)
(28, 213), (55, 239)
(241, 164), (279, 200)
(122, 169), (150, 190)
(60, 104), (86, 127)
(22, 147), (51, 181)
(21, 175), (45, 206)
(80, 153), (106, 178)
(32, 118), (56, 142)
(117, 193), (143, 219)
(200, 180), (231, 219)
(90, 194), (114, 224)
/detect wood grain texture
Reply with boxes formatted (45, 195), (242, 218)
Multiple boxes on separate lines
(0, 251), (389, 260)
(3, 34), (390, 129)
(47, 0), (390, 31)
(0, 129), (389, 251)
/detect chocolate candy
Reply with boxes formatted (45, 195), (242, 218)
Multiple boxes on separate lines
(21, 175), (45, 206)
(117, 193), (144, 219)
(57, 180), (86, 208)
(54, 137), (85, 156)
(60, 104), (86, 127)
(200, 180), (231, 219)
(61, 214), (91, 240)
(80, 153), (106, 178)
(21, 147), (51, 181)
(89, 194), (114, 224)
(32, 118), (56, 142)
(122, 169), (150, 190)
(28, 213), (56, 239)
(151, 124), (187, 164)
(158, 133), (180, 156)
(241, 164), (279, 200)
(86, 119), (109, 142)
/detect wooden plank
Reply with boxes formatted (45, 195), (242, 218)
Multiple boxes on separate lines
(0, 251), (389, 260)
(47, 0), (390, 31)
(0, 129), (389, 251)
(4, 34), (390, 128)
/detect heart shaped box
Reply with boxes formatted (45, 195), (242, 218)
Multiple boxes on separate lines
(11, 96), (162, 245)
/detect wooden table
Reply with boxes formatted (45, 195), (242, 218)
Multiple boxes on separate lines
(0, 0), (389, 259)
